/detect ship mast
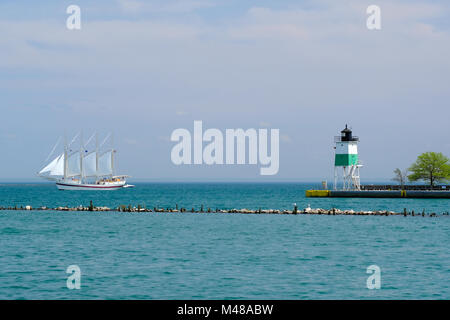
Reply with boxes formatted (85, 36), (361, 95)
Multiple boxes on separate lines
(111, 132), (115, 178)
(80, 131), (84, 183)
(64, 133), (68, 181)
(96, 132), (99, 182)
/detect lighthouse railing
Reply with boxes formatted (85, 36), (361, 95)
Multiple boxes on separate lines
(334, 136), (359, 142)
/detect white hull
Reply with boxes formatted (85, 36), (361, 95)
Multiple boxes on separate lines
(56, 181), (127, 190)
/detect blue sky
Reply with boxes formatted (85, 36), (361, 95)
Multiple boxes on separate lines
(1, 0), (450, 182)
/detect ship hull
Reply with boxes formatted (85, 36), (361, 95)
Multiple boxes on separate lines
(56, 181), (126, 190)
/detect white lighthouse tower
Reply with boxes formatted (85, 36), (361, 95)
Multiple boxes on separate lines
(333, 125), (362, 190)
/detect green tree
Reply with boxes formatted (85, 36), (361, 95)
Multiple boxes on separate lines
(408, 152), (450, 186)
(392, 168), (408, 189)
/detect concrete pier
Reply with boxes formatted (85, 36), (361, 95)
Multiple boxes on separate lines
(306, 190), (450, 198)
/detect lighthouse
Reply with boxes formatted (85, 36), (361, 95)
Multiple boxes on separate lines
(334, 125), (362, 190)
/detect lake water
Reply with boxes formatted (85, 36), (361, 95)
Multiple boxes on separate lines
(0, 183), (448, 299)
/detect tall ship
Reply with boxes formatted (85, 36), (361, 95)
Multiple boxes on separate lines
(38, 133), (133, 190)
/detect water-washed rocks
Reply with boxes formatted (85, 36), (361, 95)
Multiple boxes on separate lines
(0, 204), (447, 217)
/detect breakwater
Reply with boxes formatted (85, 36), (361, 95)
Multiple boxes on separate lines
(0, 202), (448, 217)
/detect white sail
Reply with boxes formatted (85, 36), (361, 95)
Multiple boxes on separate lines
(83, 151), (97, 177)
(67, 151), (81, 177)
(39, 153), (65, 177)
(97, 150), (113, 176)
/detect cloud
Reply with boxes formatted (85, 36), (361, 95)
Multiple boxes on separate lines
(1, 1), (449, 115)
(229, 2), (450, 42)
(116, 0), (215, 14)
(381, 2), (446, 21)
(228, 23), (309, 40)
(117, 0), (144, 13)
(1, 0), (450, 180)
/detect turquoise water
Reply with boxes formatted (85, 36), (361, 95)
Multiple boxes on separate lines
(0, 183), (449, 299)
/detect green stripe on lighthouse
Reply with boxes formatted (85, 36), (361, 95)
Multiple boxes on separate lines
(335, 154), (358, 166)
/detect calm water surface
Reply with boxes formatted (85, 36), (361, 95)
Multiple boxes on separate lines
(0, 183), (448, 299)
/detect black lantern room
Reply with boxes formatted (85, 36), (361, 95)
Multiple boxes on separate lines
(340, 125), (358, 142)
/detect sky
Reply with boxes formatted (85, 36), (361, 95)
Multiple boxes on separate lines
(0, 0), (449, 182)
